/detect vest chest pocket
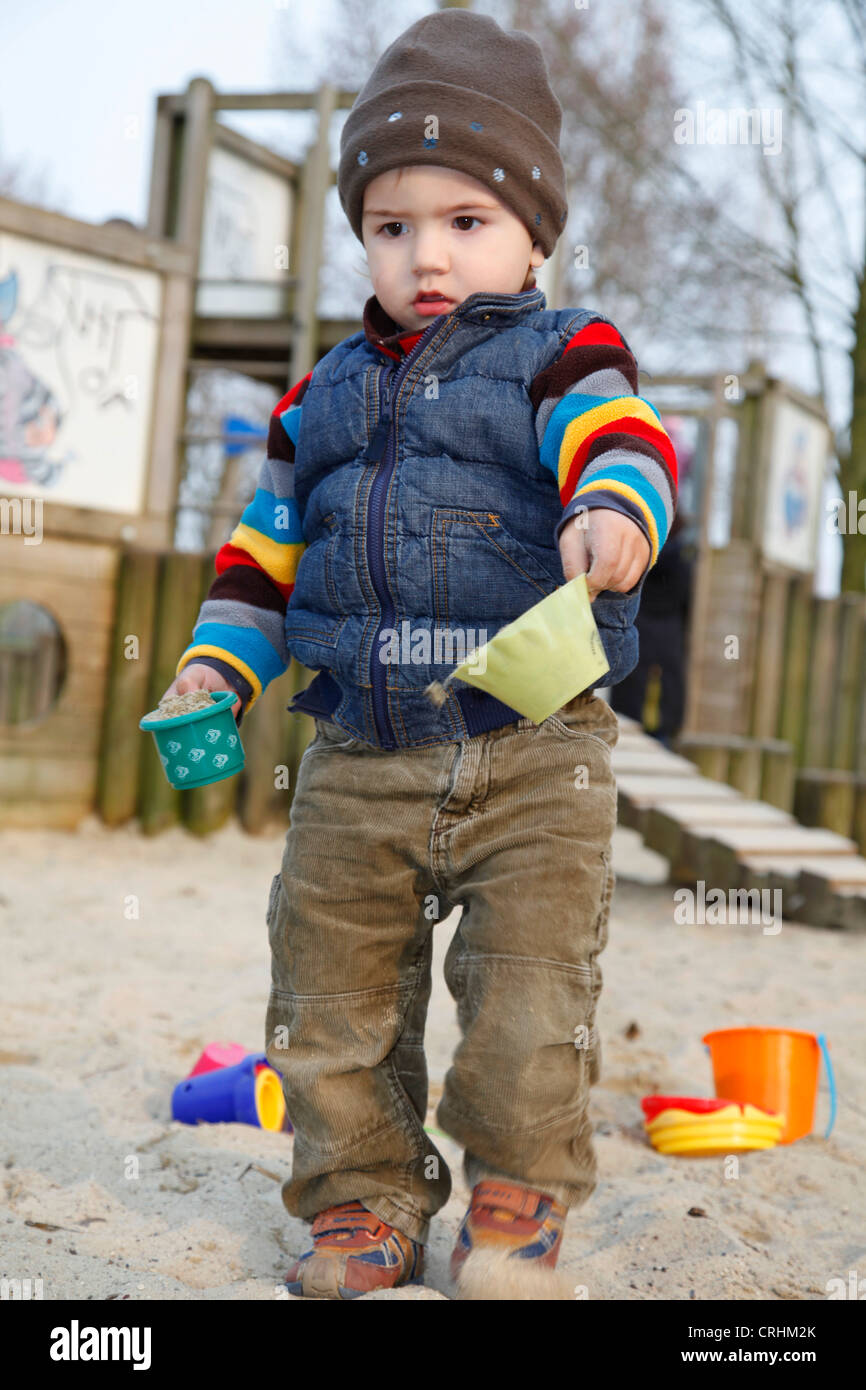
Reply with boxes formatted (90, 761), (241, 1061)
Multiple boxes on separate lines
(431, 508), (563, 626)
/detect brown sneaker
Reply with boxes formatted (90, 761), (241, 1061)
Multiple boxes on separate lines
(284, 1200), (425, 1299)
(451, 1181), (567, 1280)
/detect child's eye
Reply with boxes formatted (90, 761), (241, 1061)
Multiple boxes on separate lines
(377, 216), (483, 236)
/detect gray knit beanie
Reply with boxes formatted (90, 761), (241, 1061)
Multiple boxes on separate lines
(337, 9), (568, 260)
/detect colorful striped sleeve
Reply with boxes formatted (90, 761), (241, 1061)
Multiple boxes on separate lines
(175, 373), (311, 714)
(530, 318), (678, 576)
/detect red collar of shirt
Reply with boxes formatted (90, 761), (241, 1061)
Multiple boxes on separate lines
(362, 279), (538, 360)
(362, 294), (427, 361)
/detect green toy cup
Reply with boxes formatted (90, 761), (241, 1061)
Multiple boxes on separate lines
(139, 690), (245, 789)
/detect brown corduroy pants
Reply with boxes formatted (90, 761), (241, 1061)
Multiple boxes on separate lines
(264, 692), (619, 1245)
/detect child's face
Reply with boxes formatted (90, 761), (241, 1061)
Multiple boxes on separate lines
(361, 165), (545, 332)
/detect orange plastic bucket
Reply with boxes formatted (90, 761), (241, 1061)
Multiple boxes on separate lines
(702, 1028), (836, 1144)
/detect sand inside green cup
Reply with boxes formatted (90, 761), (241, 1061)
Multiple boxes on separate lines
(144, 690), (218, 722)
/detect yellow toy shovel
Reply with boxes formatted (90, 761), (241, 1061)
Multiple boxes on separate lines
(424, 573), (610, 725)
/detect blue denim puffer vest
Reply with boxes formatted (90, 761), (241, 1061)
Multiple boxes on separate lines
(285, 286), (646, 749)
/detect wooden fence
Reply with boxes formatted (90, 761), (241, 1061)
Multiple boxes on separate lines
(4, 538), (866, 843)
(95, 542), (866, 846)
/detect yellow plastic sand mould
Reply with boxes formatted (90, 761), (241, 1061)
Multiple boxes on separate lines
(645, 1102), (786, 1156)
(424, 573), (611, 724)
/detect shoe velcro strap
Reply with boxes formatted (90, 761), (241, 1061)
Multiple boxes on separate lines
(311, 1205), (386, 1239)
(472, 1182), (549, 1218)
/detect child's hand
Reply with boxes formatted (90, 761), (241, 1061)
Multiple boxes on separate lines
(557, 507), (651, 603)
(160, 664), (242, 721)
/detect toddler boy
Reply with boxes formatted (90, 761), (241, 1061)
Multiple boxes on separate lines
(163, 10), (677, 1298)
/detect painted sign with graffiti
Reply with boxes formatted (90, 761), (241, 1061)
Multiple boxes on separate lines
(0, 231), (161, 514)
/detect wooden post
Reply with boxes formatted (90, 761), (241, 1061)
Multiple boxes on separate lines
(857, 645), (866, 778)
(289, 82), (338, 383)
(802, 597), (839, 768)
(149, 77), (216, 548)
(853, 776), (866, 855)
(175, 77), (216, 251)
(682, 374), (726, 734)
(145, 94), (176, 238)
(675, 734), (731, 782)
(830, 593), (866, 771)
(748, 569), (789, 738)
(728, 739), (762, 799)
(97, 549), (160, 826)
(729, 361), (767, 543)
(759, 739), (795, 811)
(794, 769), (856, 836)
(778, 573), (812, 766)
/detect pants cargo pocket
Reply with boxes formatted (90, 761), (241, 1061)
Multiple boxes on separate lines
(267, 869), (281, 913)
(266, 870), (282, 932)
(587, 847), (614, 1085)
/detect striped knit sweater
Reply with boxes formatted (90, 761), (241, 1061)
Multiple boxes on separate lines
(178, 294), (677, 716)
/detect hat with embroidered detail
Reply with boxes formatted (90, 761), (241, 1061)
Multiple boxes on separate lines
(337, 9), (568, 261)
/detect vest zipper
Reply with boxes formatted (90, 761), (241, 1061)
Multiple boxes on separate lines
(365, 318), (443, 747)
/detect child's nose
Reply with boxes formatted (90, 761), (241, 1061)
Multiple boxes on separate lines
(411, 228), (448, 274)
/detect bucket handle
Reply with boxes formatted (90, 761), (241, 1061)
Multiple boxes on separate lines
(817, 1033), (836, 1139)
(703, 1035), (837, 1139)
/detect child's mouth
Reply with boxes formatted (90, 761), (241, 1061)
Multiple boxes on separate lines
(413, 294), (453, 315)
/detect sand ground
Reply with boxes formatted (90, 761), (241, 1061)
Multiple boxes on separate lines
(1, 816), (862, 1301)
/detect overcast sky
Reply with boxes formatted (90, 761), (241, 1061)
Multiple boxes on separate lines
(0, 0), (328, 225)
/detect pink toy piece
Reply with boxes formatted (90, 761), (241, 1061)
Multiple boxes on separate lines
(187, 1042), (248, 1078)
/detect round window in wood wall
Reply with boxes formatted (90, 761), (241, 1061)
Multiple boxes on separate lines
(0, 600), (67, 726)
